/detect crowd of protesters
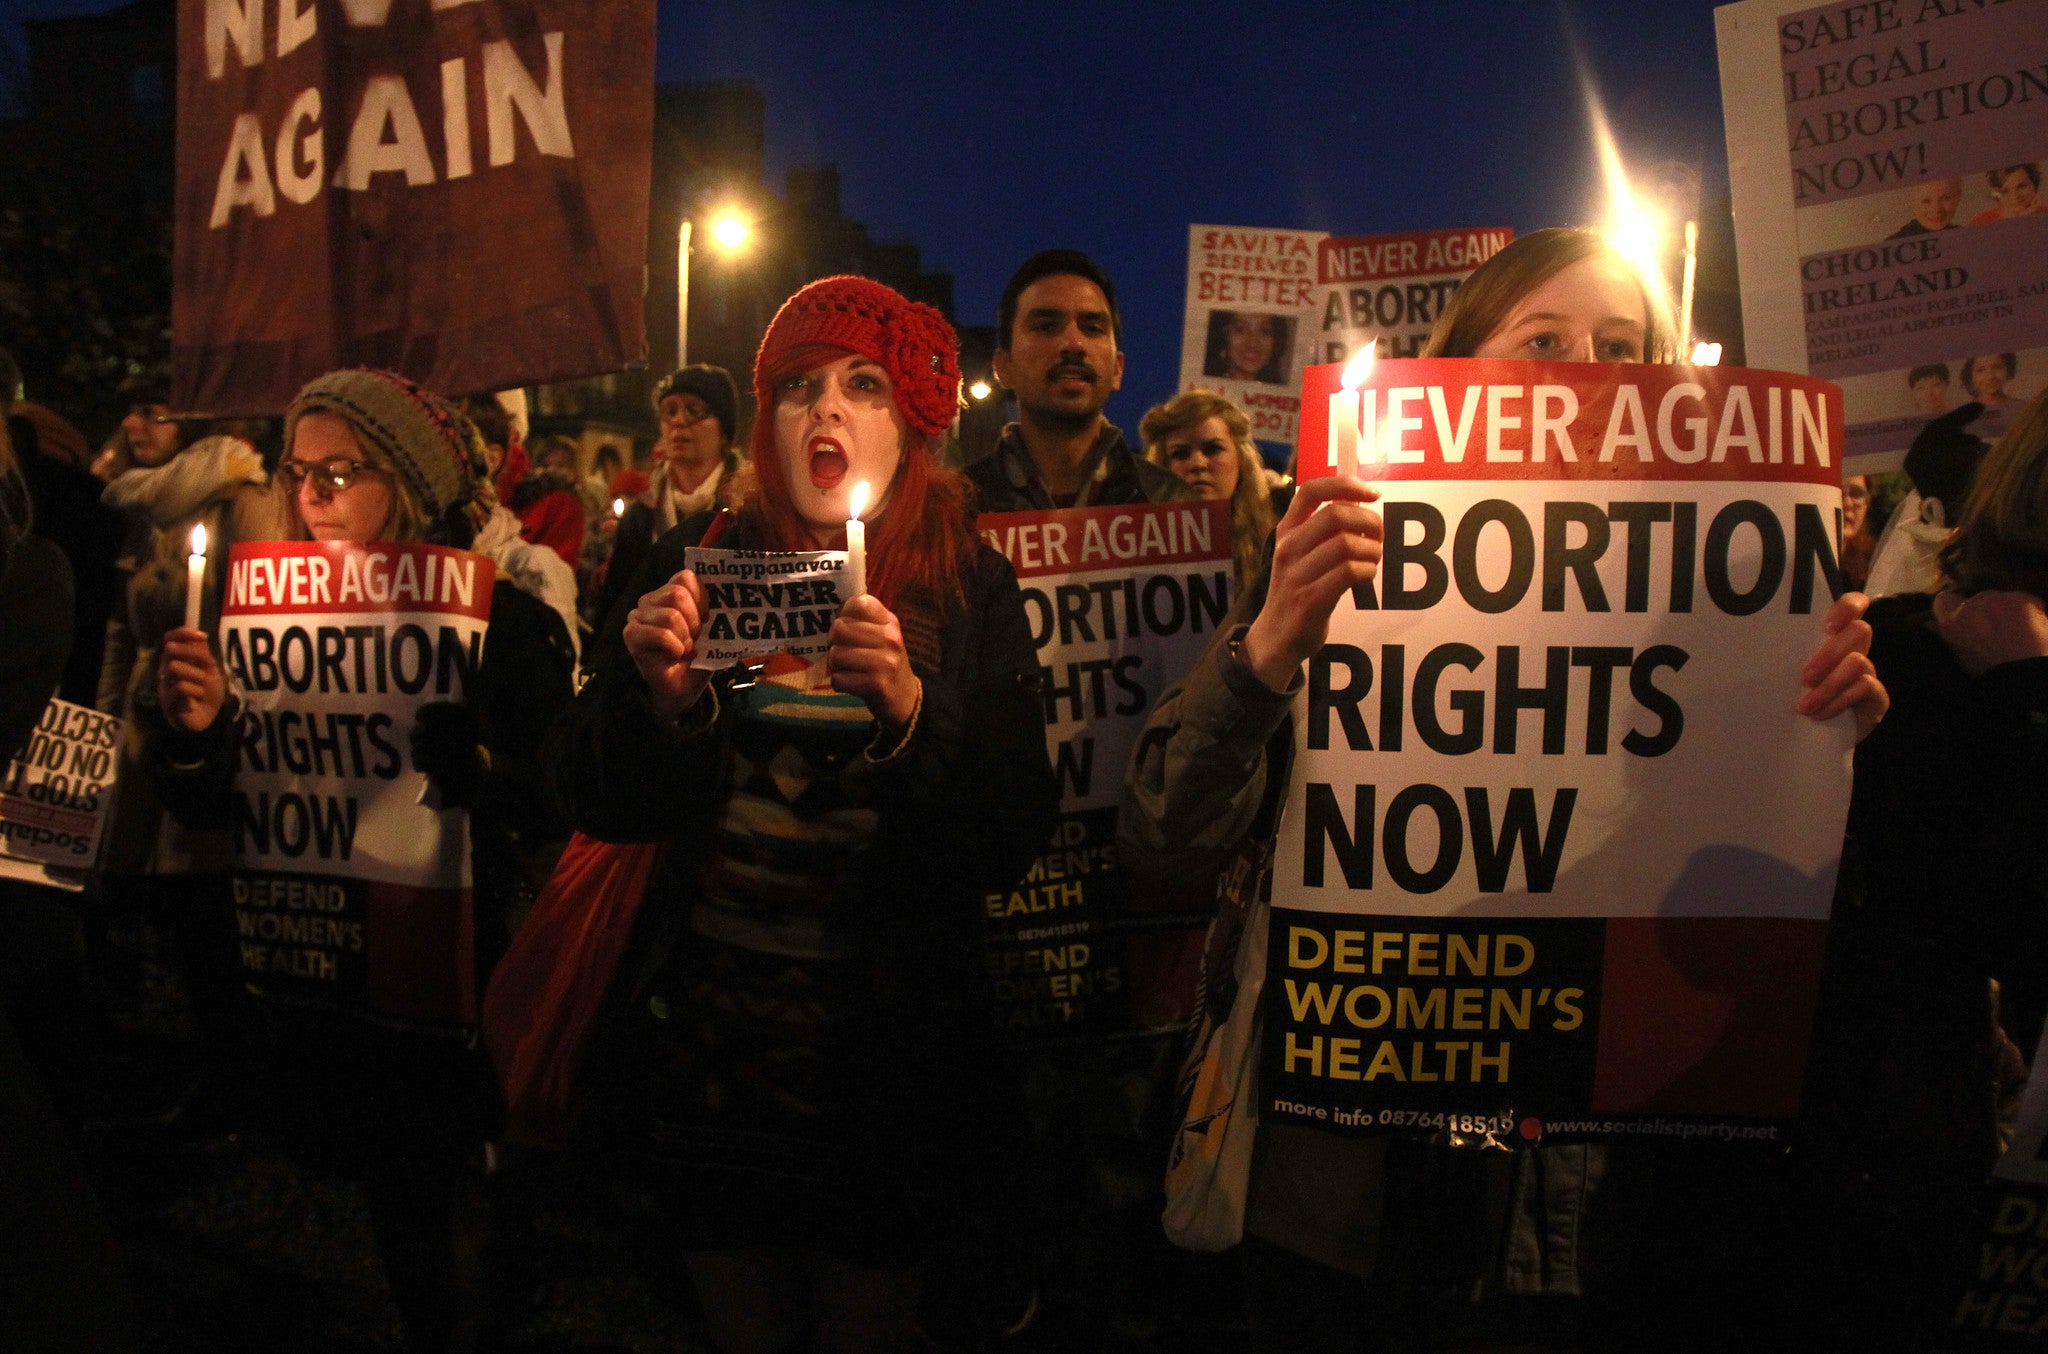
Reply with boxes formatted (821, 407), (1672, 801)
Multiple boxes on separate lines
(0, 232), (2042, 1354)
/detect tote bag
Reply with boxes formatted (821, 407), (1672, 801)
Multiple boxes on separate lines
(482, 832), (666, 1148)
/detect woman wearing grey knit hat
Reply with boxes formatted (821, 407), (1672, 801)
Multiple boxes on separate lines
(146, 367), (579, 1352)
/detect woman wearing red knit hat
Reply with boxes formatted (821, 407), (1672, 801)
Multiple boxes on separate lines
(549, 276), (1057, 1352)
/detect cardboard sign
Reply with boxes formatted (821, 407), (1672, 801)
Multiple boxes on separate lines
(1298, 227), (1512, 367)
(0, 699), (123, 892)
(979, 500), (1234, 1044)
(173, 0), (656, 414)
(684, 547), (849, 670)
(220, 541), (491, 1029)
(1263, 357), (1853, 1139)
(1179, 224), (1327, 447)
(1929, 1016), (2048, 1348)
(1719, 0), (2048, 470)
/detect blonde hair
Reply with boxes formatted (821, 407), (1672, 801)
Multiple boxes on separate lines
(1939, 386), (2048, 600)
(1140, 390), (1275, 587)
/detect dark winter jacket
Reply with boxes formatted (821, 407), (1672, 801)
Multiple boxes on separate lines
(0, 535), (72, 769)
(11, 418), (120, 707)
(549, 510), (1058, 1177)
(1798, 593), (2048, 1221)
(965, 422), (1193, 514)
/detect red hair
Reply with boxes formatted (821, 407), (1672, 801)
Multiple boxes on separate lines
(743, 347), (977, 614)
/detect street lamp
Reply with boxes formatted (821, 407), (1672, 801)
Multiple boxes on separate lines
(676, 201), (757, 367)
(968, 379), (992, 401)
(709, 208), (753, 254)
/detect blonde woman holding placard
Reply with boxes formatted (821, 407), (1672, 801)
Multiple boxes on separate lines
(1127, 227), (1887, 1351)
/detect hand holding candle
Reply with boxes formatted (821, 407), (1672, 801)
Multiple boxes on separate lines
(184, 523), (208, 632)
(845, 480), (870, 600)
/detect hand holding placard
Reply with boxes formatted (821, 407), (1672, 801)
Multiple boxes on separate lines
(1241, 476), (1384, 693)
(1797, 592), (1886, 741)
(624, 568), (712, 721)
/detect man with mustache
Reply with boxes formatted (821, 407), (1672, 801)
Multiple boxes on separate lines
(969, 249), (1192, 511)
(958, 247), (1192, 1341)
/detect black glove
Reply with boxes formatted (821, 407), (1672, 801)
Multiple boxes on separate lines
(409, 701), (486, 811)
(1905, 402), (1989, 513)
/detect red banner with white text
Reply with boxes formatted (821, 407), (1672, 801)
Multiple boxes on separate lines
(174, 0), (655, 414)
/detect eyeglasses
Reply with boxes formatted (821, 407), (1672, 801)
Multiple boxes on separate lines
(277, 457), (386, 497)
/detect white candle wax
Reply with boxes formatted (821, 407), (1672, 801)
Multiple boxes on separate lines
(1332, 345), (1377, 479)
(846, 481), (870, 599)
(184, 522), (208, 631)
(1328, 388), (1359, 480)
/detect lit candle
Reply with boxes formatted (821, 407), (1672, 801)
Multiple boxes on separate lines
(1327, 345), (1377, 479)
(845, 481), (870, 599)
(612, 496), (625, 518)
(184, 523), (208, 631)
(1689, 340), (1723, 366)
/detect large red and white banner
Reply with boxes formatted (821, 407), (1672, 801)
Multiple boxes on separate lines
(1265, 358), (1853, 1141)
(174, 0), (656, 414)
(220, 540), (492, 1029)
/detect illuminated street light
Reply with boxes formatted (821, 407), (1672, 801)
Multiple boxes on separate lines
(708, 208), (753, 254)
(677, 200), (757, 365)
(968, 379), (992, 401)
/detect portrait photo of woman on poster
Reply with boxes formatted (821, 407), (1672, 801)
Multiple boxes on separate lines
(1203, 309), (1295, 386)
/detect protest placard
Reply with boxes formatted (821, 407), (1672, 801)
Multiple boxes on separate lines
(1298, 227), (1513, 368)
(979, 500), (1234, 1044)
(1180, 224), (1326, 449)
(684, 547), (849, 670)
(174, 0), (656, 414)
(0, 698), (122, 892)
(1928, 1018), (2048, 1348)
(1718, 0), (2048, 470)
(219, 540), (491, 1029)
(1262, 357), (1853, 1140)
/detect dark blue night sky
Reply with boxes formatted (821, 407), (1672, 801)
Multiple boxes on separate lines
(650, 1), (1737, 430)
(11, 0), (1741, 430)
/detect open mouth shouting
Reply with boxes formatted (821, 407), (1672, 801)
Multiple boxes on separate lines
(808, 436), (849, 491)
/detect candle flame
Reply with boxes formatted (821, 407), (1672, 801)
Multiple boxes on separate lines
(189, 523), (207, 556)
(1690, 340), (1723, 366)
(1341, 345), (1376, 391)
(848, 481), (871, 521)
(612, 497), (625, 517)
(1571, 27), (1679, 336)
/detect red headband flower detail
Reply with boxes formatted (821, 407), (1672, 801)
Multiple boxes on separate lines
(754, 276), (962, 439)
